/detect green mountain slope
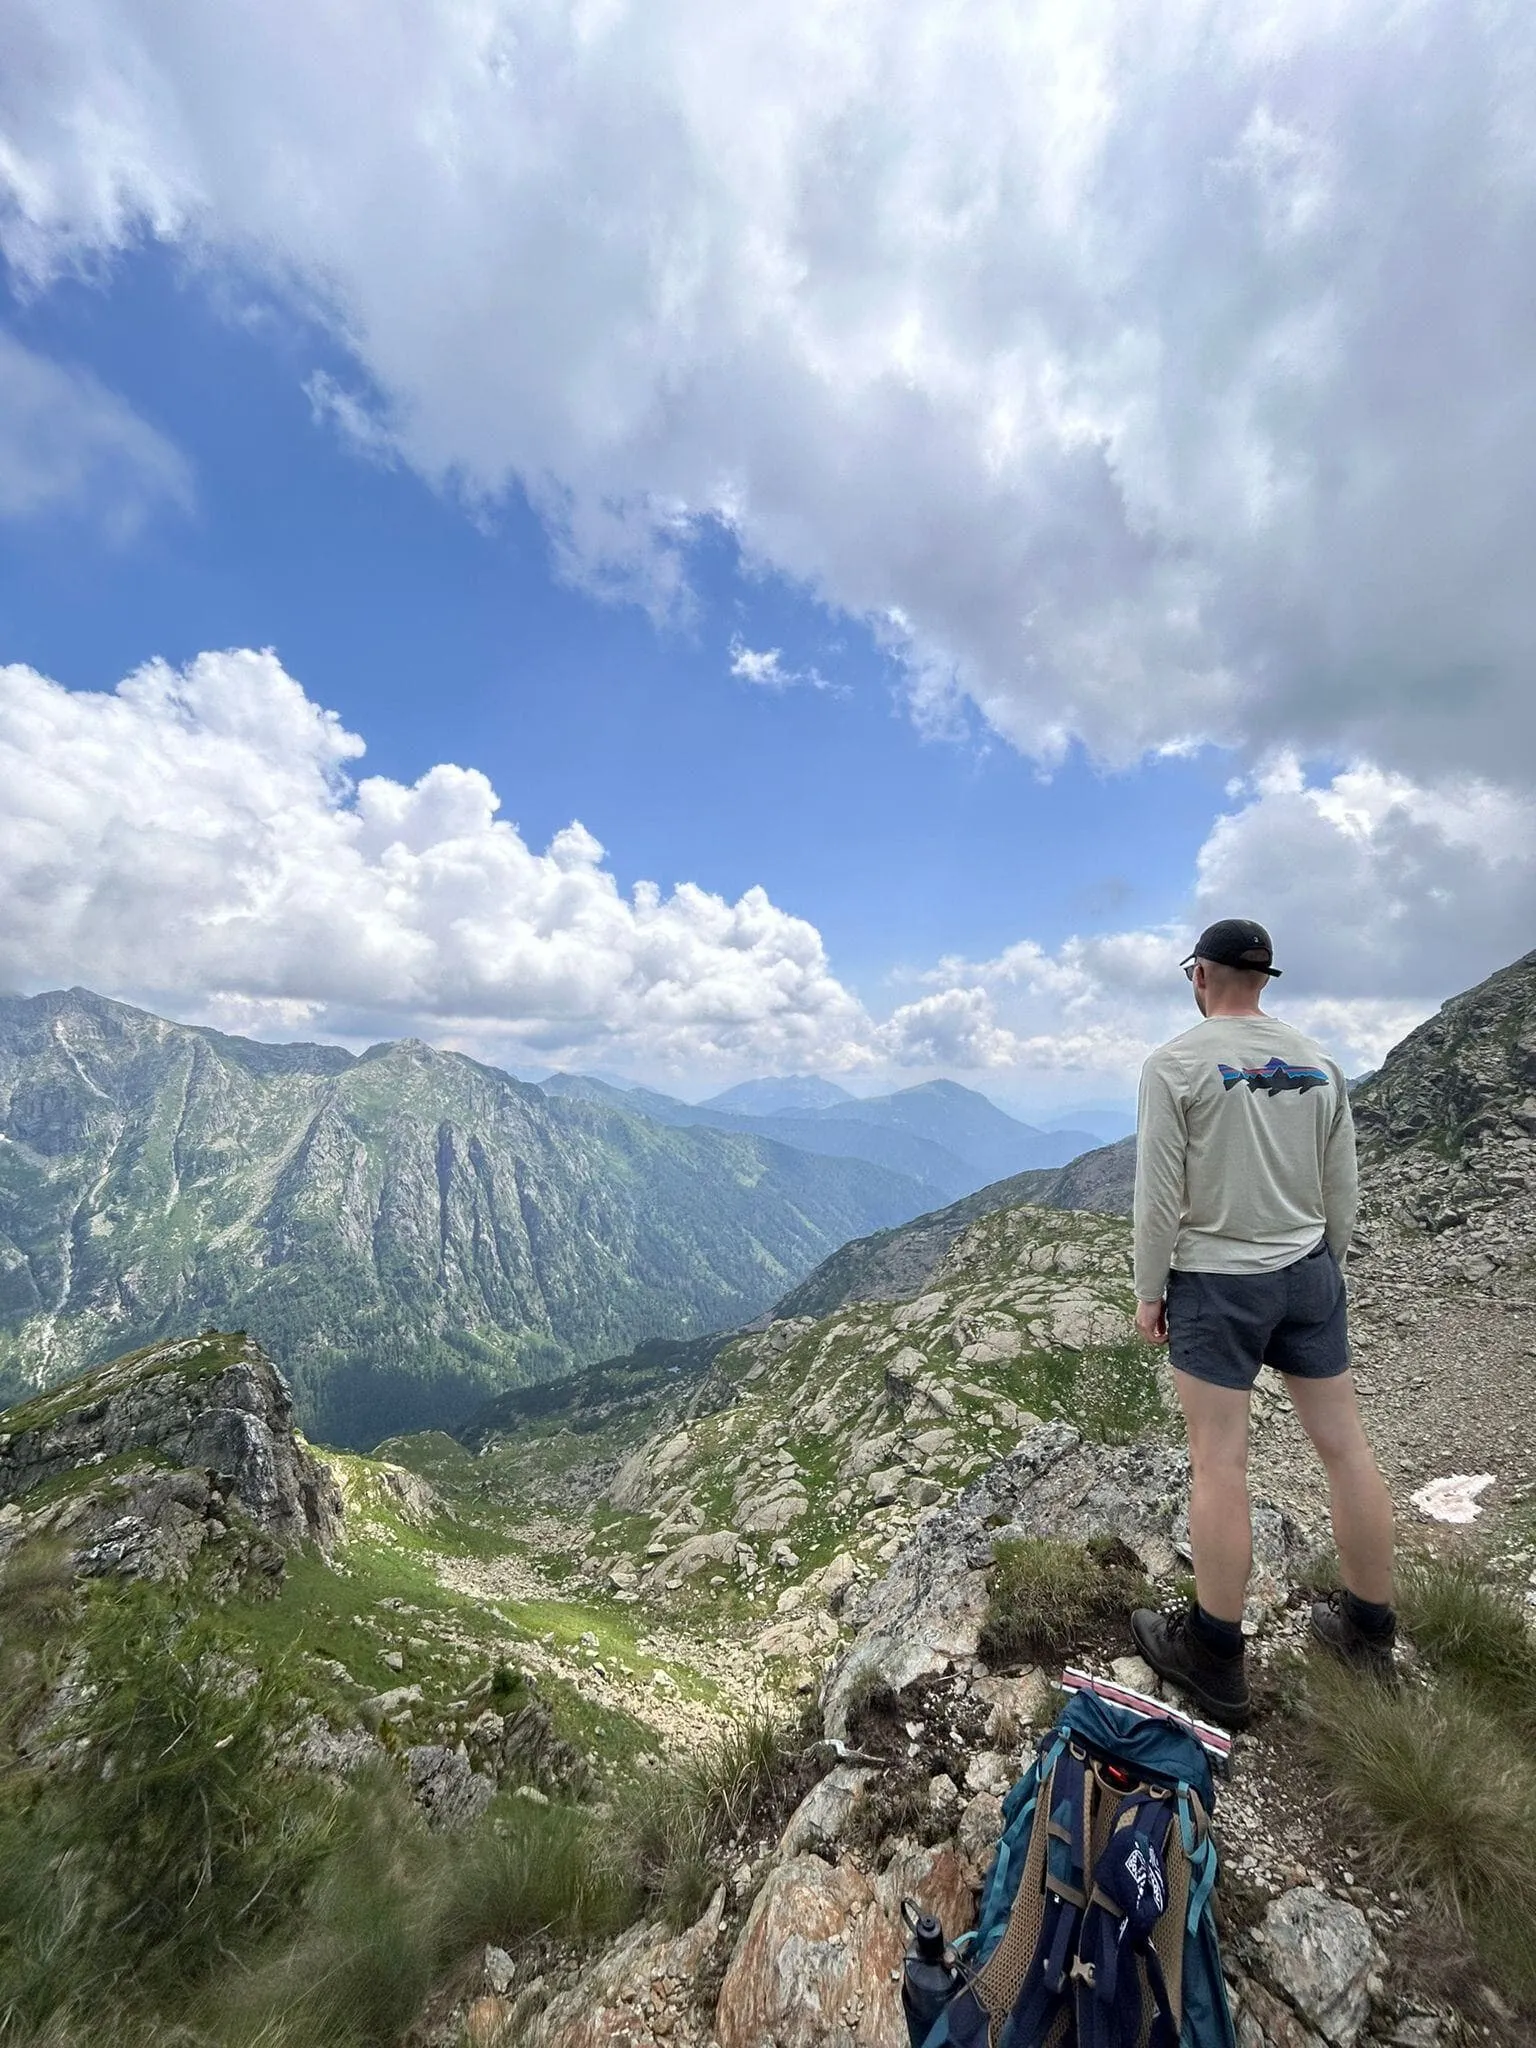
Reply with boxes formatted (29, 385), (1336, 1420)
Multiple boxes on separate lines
(0, 990), (926, 1444)
(768, 1134), (1137, 1322)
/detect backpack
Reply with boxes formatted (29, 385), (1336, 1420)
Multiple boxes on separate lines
(915, 1687), (1237, 2048)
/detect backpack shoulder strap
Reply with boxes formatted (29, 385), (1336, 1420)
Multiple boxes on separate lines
(1078, 1792), (1180, 2048)
(995, 1744), (1095, 2047)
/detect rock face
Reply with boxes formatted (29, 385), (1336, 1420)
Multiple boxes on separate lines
(714, 1843), (972, 2048)
(0, 1332), (342, 1549)
(1353, 947), (1536, 1163)
(522, 1887), (728, 2048)
(0, 1332), (342, 1580)
(822, 1422), (1188, 1736)
(0, 986), (924, 1444)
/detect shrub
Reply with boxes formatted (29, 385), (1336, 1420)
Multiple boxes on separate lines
(433, 1796), (638, 1958)
(979, 1536), (1151, 1668)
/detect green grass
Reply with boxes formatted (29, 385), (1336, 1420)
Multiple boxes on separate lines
(979, 1536), (1152, 1668)
(608, 1715), (807, 1930)
(1398, 1554), (1536, 1743)
(1306, 1553), (1536, 2010)
(1307, 1659), (1536, 2003)
(0, 1332), (250, 1435)
(0, 1563), (648, 2048)
(0, 1540), (78, 1760)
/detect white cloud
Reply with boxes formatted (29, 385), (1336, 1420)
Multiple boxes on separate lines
(0, 653), (1527, 1094)
(4, 2), (1536, 781)
(0, 649), (870, 1076)
(727, 637), (827, 691)
(919, 758), (1536, 1084)
(0, 329), (192, 536)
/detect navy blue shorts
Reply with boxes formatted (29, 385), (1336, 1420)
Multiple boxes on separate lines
(1165, 1241), (1348, 1392)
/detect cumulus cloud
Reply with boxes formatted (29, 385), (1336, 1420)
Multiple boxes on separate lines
(922, 759), (1536, 1081)
(4, 2), (1536, 781)
(0, 650), (869, 1074)
(0, 651), (1527, 1091)
(0, 329), (191, 536)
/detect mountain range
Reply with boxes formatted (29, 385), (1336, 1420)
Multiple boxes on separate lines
(0, 989), (932, 1444)
(539, 1071), (1095, 1202)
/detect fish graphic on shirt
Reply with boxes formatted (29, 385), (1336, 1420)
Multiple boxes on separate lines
(1218, 1058), (1329, 1096)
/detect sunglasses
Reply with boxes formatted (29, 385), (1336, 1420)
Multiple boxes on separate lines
(1182, 962), (1197, 981)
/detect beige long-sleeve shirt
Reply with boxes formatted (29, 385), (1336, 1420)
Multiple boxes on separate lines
(1132, 1013), (1358, 1303)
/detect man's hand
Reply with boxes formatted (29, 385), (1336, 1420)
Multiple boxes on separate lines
(1135, 1298), (1168, 1346)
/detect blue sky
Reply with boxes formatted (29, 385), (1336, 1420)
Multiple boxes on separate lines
(0, 247), (1225, 1004)
(2, 3), (1533, 1105)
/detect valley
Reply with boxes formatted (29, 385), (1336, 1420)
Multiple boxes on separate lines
(1, 945), (1534, 2048)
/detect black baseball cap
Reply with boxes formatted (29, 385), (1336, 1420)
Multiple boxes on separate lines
(1181, 919), (1281, 977)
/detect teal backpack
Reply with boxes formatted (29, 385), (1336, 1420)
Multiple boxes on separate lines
(916, 1690), (1237, 2048)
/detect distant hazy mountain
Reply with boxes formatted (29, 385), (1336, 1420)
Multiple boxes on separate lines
(701, 1074), (855, 1115)
(1039, 1106), (1137, 1144)
(0, 991), (926, 1446)
(540, 1071), (1096, 1205)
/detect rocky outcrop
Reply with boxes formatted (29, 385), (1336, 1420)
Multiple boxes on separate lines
(0, 1332), (342, 1581)
(521, 1886), (729, 2048)
(1353, 946), (1536, 1164)
(0, 1332), (342, 1548)
(821, 1418), (1306, 1737)
(714, 1842), (971, 2048)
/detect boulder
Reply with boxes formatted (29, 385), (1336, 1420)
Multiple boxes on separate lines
(405, 1745), (496, 1832)
(1250, 1887), (1384, 2047)
(736, 1483), (810, 1535)
(957, 1792), (1005, 1880)
(822, 1422), (1303, 1736)
(714, 1843), (972, 2048)
(778, 1764), (873, 1857)
(1230, 1975), (1328, 2048)
(645, 1529), (741, 1589)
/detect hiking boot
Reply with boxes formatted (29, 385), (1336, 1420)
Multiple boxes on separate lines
(1130, 1606), (1252, 1728)
(1310, 1589), (1397, 1679)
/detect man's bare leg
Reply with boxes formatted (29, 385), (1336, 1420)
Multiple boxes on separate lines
(1283, 1372), (1394, 1605)
(1171, 1370), (1254, 1623)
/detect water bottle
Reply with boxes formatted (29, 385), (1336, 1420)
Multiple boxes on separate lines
(901, 1904), (956, 2048)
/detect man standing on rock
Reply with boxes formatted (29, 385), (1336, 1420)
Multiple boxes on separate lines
(1128, 918), (1396, 1727)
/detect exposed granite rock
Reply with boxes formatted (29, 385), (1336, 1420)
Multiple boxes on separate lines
(406, 1744), (496, 1832)
(714, 1841), (971, 2048)
(1353, 947), (1536, 1164)
(820, 1420), (1305, 1737)
(0, 1333), (342, 1554)
(522, 1886), (728, 2048)
(1249, 1887), (1384, 2047)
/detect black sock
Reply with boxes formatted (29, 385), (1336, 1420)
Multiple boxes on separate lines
(1190, 1604), (1244, 1659)
(1342, 1590), (1396, 1640)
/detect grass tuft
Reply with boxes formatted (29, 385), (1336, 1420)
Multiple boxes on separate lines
(1399, 1554), (1536, 1743)
(979, 1535), (1151, 1668)
(608, 1715), (804, 1930)
(1305, 1656), (1536, 2002)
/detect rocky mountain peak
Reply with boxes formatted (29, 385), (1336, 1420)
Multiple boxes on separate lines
(1353, 946), (1536, 1162)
